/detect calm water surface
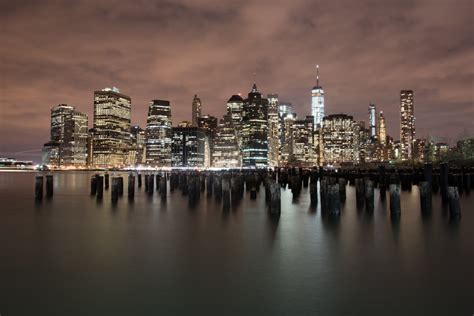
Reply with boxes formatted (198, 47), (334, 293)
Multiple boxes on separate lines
(0, 171), (473, 315)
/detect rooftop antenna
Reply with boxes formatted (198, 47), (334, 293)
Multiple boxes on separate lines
(316, 64), (320, 87)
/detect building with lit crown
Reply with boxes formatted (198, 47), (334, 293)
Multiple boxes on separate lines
(311, 65), (325, 127)
(267, 94), (280, 167)
(191, 94), (202, 126)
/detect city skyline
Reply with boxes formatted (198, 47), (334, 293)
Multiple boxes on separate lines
(1, 0), (473, 162)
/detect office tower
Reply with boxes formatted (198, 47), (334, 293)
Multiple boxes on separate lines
(400, 90), (415, 160)
(321, 114), (355, 165)
(92, 87), (131, 167)
(368, 103), (377, 140)
(62, 111), (89, 166)
(171, 126), (209, 168)
(145, 99), (172, 166)
(130, 125), (146, 165)
(241, 82), (269, 168)
(198, 115), (218, 139)
(212, 115), (241, 168)
(290, 116), (315, 167)
(267, 94), (280, 167)
(191, 94), (202, 126)
(278, 102), (293, 117)
(226, 94), (244, 144)
(279, 112), (296, 166)
(311, 65), (325, 127)
(413, 139), (426, 162)
(378, 111), (387, 145)
(42, 104), (88, 167)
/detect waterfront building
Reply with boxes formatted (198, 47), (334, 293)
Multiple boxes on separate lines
(279, 112), (296, 166)
(311, 65), (325, 127)
(241, 82), (269, 168)
(378, 111), (387, 145)
(191, 94), (202, 126)
(171, 126), (209, 168)
(212, 115), (241, 168)
(130, 125), (146, 165)
(145, 99), (172, 166)
(226, 94), (244, 145)
(368, 103), (377, 140)
(42, 104), (88, 167)
(198, 115), (218, 139)
(400, 90), (415, 160)
(290, 116), (315, 167)
(267, 94), (280, 168)
(321, 114), (355, 166)
(92, 87), (131, 167)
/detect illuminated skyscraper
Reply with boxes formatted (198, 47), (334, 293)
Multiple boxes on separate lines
(198, 115), (218, 139)
(378, 111), (386, 145)
(212, 115), (241, 168)
(145, 99), (172, 166)
(311, 65), (325, 127)
(226, 94), (244, 145)
(191, 94), (202, 126)
(400, 90), (415, 160)
(290, 116), (315, 167)
(279, 102), (292, 117)
(92, 87), (131, 167)
(171, 126), (209, 167)
(321, 114), (355, 165)
(280, 112), (296, 166)
(241, 82), (269, 168)
(42, 104), (88, 167)
(130, 125), (146, 165)
(267, 94), (280, 167)
(368, 103), (377, 140)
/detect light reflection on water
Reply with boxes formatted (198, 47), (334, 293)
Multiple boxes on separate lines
(0, 171), (473, 315)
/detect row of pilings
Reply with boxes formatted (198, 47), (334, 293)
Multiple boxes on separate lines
(35, 162), (469, 220)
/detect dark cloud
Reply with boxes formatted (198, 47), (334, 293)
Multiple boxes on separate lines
(1, 0), (473, 161)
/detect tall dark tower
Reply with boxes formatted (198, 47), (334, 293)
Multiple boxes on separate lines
(241, 81), (269, 168)
(191, 94), (202, 126)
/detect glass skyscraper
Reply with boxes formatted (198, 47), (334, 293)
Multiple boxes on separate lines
(145, 99), (172, 166)
(400, 90), (415, 160)
(92, 87), (131, 167)
(311, 65), (325, 127)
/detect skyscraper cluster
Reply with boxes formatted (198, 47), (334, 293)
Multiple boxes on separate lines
(42, 67), (446, 169)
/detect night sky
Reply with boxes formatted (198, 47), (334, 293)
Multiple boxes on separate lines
(1, 0), (473, 162)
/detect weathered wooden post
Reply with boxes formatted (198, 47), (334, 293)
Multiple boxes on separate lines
(96, 175), (104, 199)
(147, 174), (154, 196)
(90, 175), (98, 196)
(365, 180), (374, 213)
(222, 177), (231, 211)
(448, 186), (461, 220)
(137, 173), (142, 188)
(355, 178), (365, 209)
(389, 184), (401, 217)
(440, 163), (449, 204)
(206, 173), (213, 198)
(35, 175), (44, 200)
(104, 173), (109, 190)
(111, 177), (119, 203)
(160, 176), (167, 201)
(320, 178), (328, 213)
(128, 174), (135, 200)
(328, 184), (341, 217)
(310, 179), (318, 207)
(338, 178), (346, 202)
(419, 181), (432, 213)
(45, 175), (54, 198)
(144, 174), (149, 192)
(118, 176), (124, 196)
(214, 176), (222, 201)
(250, 185), (257, 200)
(269, 183), (281, 214)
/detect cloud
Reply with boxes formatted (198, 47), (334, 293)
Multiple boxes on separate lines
(1, 0), (473, 162)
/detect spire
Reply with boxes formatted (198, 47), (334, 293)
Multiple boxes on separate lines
(316, 64), (320, 87)
(251, 72), (258, 93)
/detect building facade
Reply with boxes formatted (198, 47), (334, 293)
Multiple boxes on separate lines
(92, 87), (131, 167)
(368, 103), (377, 140)
(321, 114), (355, 166)
(171, 126), (209, 168)
(311, 65), (325, 127)
(241, 83), (269, 168)
(191, 94), (202, 126)
(267, 94), (280, 167)
(212, 115), (241, 168)
(145, 99), (172, 166)
(400, 90), (415, 160)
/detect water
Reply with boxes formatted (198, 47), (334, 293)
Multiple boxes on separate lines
(0, 171), (473, 315)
